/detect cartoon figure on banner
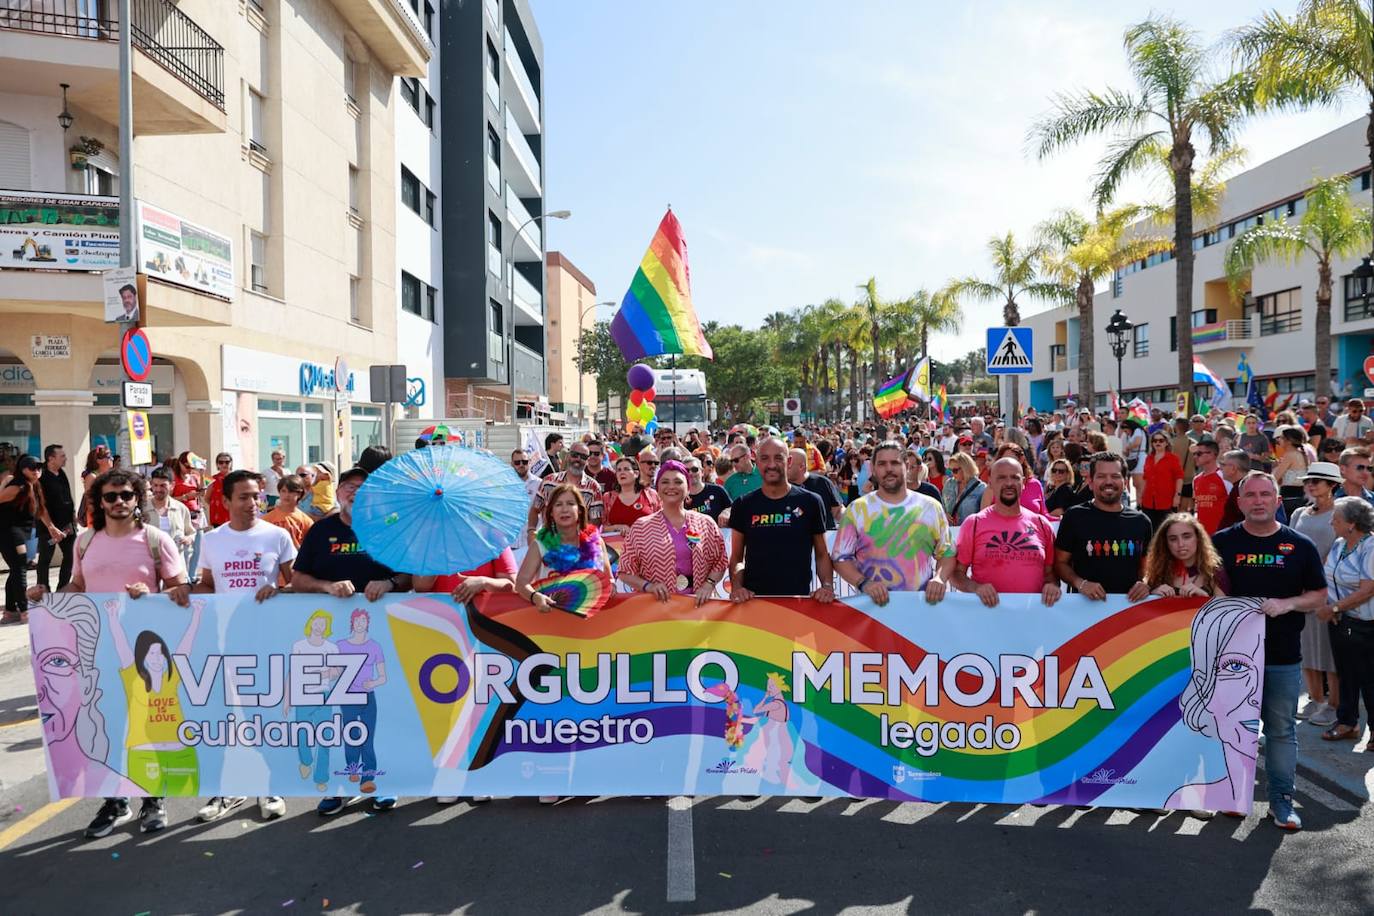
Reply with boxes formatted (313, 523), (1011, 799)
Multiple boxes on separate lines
(335, 608), (387, 792)
(106, 597), (205, 795)
(30, 595), (142, 797)
(1167, 597), (1265, 812)
(284, 610), (340, 792)
(741, 672), (797, 786)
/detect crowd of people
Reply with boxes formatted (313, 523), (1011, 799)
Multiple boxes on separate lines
(4, 393), (1374, 837)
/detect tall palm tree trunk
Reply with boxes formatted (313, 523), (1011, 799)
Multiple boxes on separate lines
(1077, 273), (1095, 403)
(1171, 141), (1197, 402)
(1316, 258), (1333, 399)
(871, 321), (882, 384)
(1003, 297), (1021, 421)
(849, 347), (860, 421)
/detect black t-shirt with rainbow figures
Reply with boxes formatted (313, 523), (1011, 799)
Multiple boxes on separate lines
(1055, 503), (1154, 595)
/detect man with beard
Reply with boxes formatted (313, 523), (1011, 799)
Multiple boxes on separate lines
(526, 440), (603, 538)
(952, 457), (1061, 606)
(786, 447), (841, 530)
(833, 440), (953, 606)
(1053, 452), (1152, 601)
(727, 437), (834, 602)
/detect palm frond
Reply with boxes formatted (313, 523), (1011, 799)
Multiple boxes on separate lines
(1091, 132), (1167, 207)
(1223, 222), (1310, 295)
(1028, 88), (1154, 159)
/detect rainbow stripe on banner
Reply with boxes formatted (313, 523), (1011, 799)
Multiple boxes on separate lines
(873, 370), (912, 418)
(610, 210), (713, 362)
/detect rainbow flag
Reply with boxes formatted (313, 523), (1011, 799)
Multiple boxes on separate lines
(610, 209), (713, 362)
(874, 369), (912, 418)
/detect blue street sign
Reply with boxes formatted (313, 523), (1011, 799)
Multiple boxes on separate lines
(986, 327), (1033, 375)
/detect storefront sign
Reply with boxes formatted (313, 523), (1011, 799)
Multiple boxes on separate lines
(299, 361), (354, 399)
(0, 191), (120, 271)
(221, 344), (374, 402)
(136, 202), (234, 300)
(333, 356), (350, 408)
(0, 363), (173, 392)
(125, 410), (153, 465)
(29, 591), (1263, 811)
(29, 335), (71, 360)
(122, 381), (153, 409)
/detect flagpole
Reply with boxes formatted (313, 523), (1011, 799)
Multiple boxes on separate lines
(670, 354), (677, 432)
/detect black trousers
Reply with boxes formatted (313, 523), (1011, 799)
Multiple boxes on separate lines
(0, 525), (29, 613)
(1330, 617), (1374, 729)
(36, 528), (72, 593)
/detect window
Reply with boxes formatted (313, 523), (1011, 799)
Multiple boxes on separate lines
(247, 87), (266, 153)
(424, 93), (435, 130)
(401, 166), (421, 213)
(1132, 323), (1149, 358)
(423, 188), (435, 227)
(1346, 273), (1374, 322)
(348, 165), (359, 214)
(422, 0), (434, 37)
(489, 299), (504, 361)
(401, 272), (422, 316)
(487, 210), (501, 249)
(425, 285), (437, 322)
(486, 125), (501, 190)
(84, 165), (116, 196)
(250, 232), (267, 292)
(1168, 308), (1218, 351)
(1247, 288), (1301, 335)
(344, 55), (358, 103)
(487, 38), (499, 81)
(349, 276), (360, 321)
(401, 77), (420, 112)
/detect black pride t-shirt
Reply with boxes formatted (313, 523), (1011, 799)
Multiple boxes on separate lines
(1054, 503), (1154, 594)
(294, 514), (397, 593)
(686, 483), (731, 522)
(799, 473), (842, 530)
(729, 485), (826, 595)
(1212, 523), (1327, 666)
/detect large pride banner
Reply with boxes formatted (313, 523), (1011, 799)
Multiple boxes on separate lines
(29, 592), (1264, 812)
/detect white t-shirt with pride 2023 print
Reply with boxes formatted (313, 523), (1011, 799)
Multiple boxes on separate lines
(197, 519), (298, 592)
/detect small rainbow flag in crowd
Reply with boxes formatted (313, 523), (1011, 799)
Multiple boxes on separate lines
(874, 369), (913, 418)
(610, 209), (713, 362)
(931, 382), (947, 420)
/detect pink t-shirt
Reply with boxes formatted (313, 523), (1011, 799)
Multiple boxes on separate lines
(955, 505), (1055, 595)
(74, 528), (187, 591)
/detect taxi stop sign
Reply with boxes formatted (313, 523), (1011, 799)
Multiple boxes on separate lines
(120, 327), (151, 382)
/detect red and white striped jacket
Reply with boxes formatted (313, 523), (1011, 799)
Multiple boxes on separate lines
(620, 510), (727, 590)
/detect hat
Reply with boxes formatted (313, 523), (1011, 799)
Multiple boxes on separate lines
(1298, 399), (1315, 408)
(314, 460), (336, 479)
(1302, 461), (1343, 484)
(956, 436), (973, 447)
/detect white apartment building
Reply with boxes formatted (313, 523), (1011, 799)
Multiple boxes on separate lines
(1017, 117), (1373, 414)
(0, 0), (432, 472)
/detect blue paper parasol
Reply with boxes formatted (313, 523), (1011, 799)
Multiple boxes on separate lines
(351, 444), (529, 576)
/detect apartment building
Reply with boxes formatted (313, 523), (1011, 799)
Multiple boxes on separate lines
(439, 0), (548, 422)
(544, 250), (598, 426)
(0, 0), (432, 471)
(1016, 118), (1374, 413)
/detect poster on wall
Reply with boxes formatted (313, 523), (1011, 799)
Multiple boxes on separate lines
(0, 191), (120, 271)
(125, 410), (153, 466)
(136, 202), (234, 300)
(102, 266), (140, 323)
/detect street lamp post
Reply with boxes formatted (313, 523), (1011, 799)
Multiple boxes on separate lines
(505, 209), (571, 425)
(577, 299), (615, 430)
(1106, 308), (1134, 397)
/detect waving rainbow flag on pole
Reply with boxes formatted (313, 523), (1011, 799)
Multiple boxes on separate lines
(874, 369), (913, 418)
(610, 209), (713, 361)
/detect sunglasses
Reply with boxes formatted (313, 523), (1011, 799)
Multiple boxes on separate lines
(687, 467), (702, 474)
(512, 459), (529, 465)
(641, 460), (660, 467)
(569, 452), (589, 459)
(1052, 468), (1069, 474)
(217, 460), (231, 466)
(1353, 464), (1371, 472)
(1152, 438), (1168, 444)
(101, 490), (137, 504)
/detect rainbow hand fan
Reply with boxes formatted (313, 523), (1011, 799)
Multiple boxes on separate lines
(532, 569), (613, 618)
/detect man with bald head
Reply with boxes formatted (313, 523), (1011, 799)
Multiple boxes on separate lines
(728, 437), (834, 602)
(951, 456), (1061, 607)
(787, 447), (841, 529)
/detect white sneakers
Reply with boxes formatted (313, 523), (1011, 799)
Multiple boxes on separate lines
(259, 796), (286, 819)
(195, 796), (284, 821)
(1308, 702), (1338, 727)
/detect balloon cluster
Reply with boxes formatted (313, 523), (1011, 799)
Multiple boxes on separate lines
(624, 363), (659, 434)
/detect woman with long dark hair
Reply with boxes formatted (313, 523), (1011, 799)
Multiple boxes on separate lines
(0, 455), (60, 624)
(601, 456), (659, 535)
(1139, 430), (1184, 531)
(1144, 513), (1227, 598)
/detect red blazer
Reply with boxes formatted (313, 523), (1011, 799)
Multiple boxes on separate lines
(620, 510), (727, 589)
(1140, 451), (1184, 510)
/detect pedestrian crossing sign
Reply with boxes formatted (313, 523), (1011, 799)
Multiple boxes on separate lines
(986, 327), (1034, 375)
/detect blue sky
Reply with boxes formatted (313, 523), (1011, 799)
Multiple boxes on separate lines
(532, 1), (1368, 356)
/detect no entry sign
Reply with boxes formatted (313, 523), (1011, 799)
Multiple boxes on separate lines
(121, 327), (151, 382)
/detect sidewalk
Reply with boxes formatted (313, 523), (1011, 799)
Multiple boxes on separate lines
(0, 620), (28, 675)
(1294, 707), (1374, 808)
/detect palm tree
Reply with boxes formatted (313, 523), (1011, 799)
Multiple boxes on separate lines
(837, 304), (871, 420)
(880, 293), (919, 371)
(910, 287), (964, 364)
(1030, 13), (1254, 398)
(1224, 174), (1373, 401)
(857, 277), (885, 382)
(948, 233), (1067, 417)
(1234, 0), (1374, 186)
(1038, 206), (1172, 400)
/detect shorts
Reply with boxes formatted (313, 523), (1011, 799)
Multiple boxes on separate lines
(1180, 483), (1193, 498)
(126, 746), (200, 796)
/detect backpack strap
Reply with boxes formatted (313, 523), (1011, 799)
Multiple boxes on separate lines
(141, 524), (165, 581)
(76, 527), (97, 562)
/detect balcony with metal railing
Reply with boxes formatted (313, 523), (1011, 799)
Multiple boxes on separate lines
(1, 0), (229, 133)
(1192, 317), (1257, 351)
(510, 268), (542, 325)
(505, 183), (540, 260)
(503, 110), (541, 196)
(502, 29), (540, 133)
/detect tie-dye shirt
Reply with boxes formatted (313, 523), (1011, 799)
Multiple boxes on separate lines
(833, 490), (954, 591)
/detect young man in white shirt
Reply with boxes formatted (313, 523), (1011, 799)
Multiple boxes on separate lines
(193, 469), (296, 823)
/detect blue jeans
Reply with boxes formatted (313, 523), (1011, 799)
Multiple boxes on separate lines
(295, 705), (333, 786)
(1261, 663), (1301, 805)
(342, 693), (378, 781)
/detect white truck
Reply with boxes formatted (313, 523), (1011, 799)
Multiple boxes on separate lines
(650, 367), (709, 436)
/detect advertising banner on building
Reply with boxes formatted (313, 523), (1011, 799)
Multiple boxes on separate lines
(136, 201), (234, 299)
(0, 191), (120, 271)
(29, 592), (1263, 811)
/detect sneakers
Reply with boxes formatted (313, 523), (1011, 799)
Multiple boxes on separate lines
(1309, 703), (1338, 727)
(196, 796), (248, 823)
(259, 796), (286, 819)
(436, 796), (460, 804)
(1270, 795), (1302, 831)
(84, 798), (135, 839)
(470, 796), (492, 803)
(1189, 809), (1216, 820)
(539, 796), (559, 805)
(0, 610), (21, 626)
(317, 796), (361, 817)
(1298, 698), (1322, 719)
(139, 798), (168, 833)
(372, 796), (397, 812)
